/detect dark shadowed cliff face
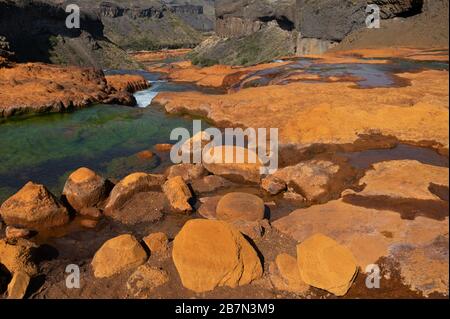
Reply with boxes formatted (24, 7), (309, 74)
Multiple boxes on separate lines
(163, 0), (216, 31)
(0, 0), (215, 67)
(0, 0), (139, 68)
(52, 0), (211, 51)
(190, 0), (299, 66)
(296, 0), (424, 41)
(190, 0), (446, 66)
(215, 0), (296, 37)
(214, 0), (424, 40)
(334, 0), (449, 50)
(93, 0), (203, 50)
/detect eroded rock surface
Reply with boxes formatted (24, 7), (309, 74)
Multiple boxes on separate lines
(5, 227), (31, 240)
(172, 219), (263, 292)
(202, 146), (263, 183)
(104, 173), (165, 213)
(269, 253), (309, 295)
(0, 239), (38, 276)
(162, 176), (193, 213)
(0, 63), (136, 118)
(191, 175), (233, 194)
(216, 192), (265, 222)
(62, 167), (109, 212)
(273, 200), (449, 296)
(105, 74), (150, 93)
(0, 182), (69, 230)
(155, 62), (449, 154)
(198, 195), (222, 220)
(344, 159), (449, 220)
(357, 160), (449, 200)
(7, 271), (30, 299)
(91, 234), (148, 278)
(166, 164), (207, 182)
(262, 160), (340, 201)
(297, 233), (358, 296)
(127, 265), (169, 299)
(143, 232), (170, 255)
(108, 192), (166, 225)
(230, 219), (270, 241)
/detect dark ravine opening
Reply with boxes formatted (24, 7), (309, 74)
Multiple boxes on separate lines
(258, 15), (295, 31)
(395, 0), (424, 18)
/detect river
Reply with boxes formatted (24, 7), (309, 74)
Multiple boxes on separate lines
(0, 70), (209, 202)
(0, 57), (448, 202)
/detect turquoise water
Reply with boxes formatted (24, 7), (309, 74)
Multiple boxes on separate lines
(0, 104), (197, 202)
(0, 68), (219, 202)
(1, 58), (448, 203)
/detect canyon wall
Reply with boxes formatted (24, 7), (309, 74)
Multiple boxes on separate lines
(215, 0), (295, 37)
(215, 0), (424, 40)
(191, 0), (448, 66)
(89, 0), (203, 50)
(296, 0), (424, 42)
(0, 0), (140, 69)
(163, 0), (216, 31)
(55, 0), (215, 50)
(0, 0), (215, 68)
(334, 0), (449, 50)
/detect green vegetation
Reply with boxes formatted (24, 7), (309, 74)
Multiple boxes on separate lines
(191, 56), (219, 67)
(189, 26), (297, 67)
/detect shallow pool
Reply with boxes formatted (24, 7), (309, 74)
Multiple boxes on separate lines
(0, 99), (203, 202)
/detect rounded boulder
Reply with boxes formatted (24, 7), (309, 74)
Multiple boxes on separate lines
(62, 167), (108, 211)
(91, 234), (148, 278)
(297, 233), (358, 296)
(216, 192), (265, 222)
(0, 182), (69, 230)
(172, 219), (262, 293)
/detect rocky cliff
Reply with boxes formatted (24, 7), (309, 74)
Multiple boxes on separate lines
(215, 0), (295, 37)
(333, 0), (449, 50)
(96, 1), (202, 50)
(0, 0), (139, 69)
(68, 0), (211, 51)
(214, 0), (424, 40)
(189, 0), (299, 66)
(191, 0), (448, 66)
(296, 0), (424, 41)
(0, 0), (215, 68)
(163, 0), (216, 31)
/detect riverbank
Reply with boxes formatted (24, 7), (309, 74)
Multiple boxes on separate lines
(153, 48), (449, 156)
(0, 47), (449, 300)
(0, 60), (150, 118)
(0, 145), (448, 299)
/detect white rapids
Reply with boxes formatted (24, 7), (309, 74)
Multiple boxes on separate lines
(133, 80), (167, 108)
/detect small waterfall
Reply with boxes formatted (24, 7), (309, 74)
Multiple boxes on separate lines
(133, 80), (167, 108)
